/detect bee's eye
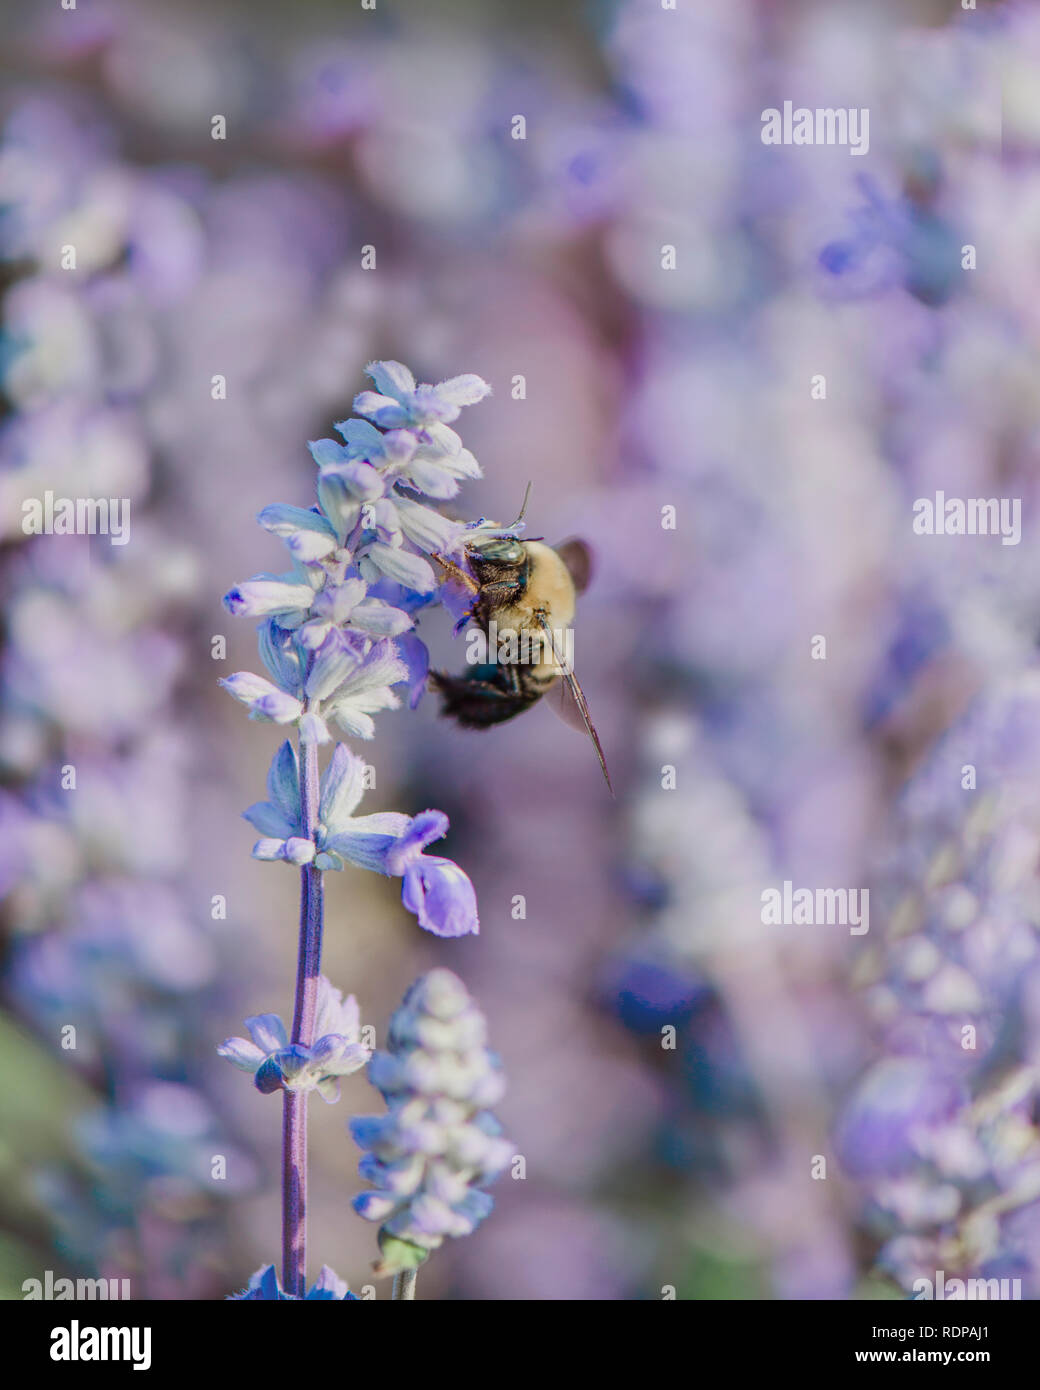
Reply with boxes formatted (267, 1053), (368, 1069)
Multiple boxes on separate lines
(471, 538), (524, 564)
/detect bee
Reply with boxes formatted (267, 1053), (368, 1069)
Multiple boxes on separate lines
(429, 496), (613, 794)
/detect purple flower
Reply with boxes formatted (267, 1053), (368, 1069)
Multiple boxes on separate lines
(297, 578), (412, 651)
(221, 628), (409, 746)
(312, 743), (409, 871)
(222, 574), (319, 622)
(218, 976), (370, 1103)
(240, 740), (476, 928)
(216, 362), (490, 1295)
(315, 749), (477, 935)
(835, 1058), (964, 1180)
(335, 415), (482, 502)
(352, 359), (491, 438)
(350, 970), (511, 1276)
(219, 671), (304, 725)
(316, 634), (408, 738)
(394, 631), (431, 710)
(842, 677), (1040, 1295)
(257, 504), (340, 564)
(229, 1263), (358, 1300)
(385, 811), (480, 938)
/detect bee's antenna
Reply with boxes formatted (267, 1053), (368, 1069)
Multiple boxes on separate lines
(510, 481), (533, 529)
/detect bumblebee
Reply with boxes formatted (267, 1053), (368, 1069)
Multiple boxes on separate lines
(429, 521), (612, 793)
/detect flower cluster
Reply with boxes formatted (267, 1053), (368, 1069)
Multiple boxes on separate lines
(350, 969), (513, 1277)
(220, 360), (489, 939)
(221, 360), (490, 711)
(218, 364), (508, 1297)
(0, 91), (253, 1295)
(839, 675), (1040, 1297)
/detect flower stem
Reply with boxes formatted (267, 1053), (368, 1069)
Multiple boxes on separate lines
(281, 1092), (306, 1297)
(392, 1269), (418, 1300)
(282, 735), (324, 1298)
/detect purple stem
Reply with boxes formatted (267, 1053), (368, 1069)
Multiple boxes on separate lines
(282, 734), (324, 1298)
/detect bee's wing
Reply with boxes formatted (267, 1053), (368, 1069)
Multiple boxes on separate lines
(554, 538), (593, 595)
(536, 615), (614, 796)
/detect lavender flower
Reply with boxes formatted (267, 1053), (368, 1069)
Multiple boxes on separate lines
(218, 976), (370, 1102)
(230, 1264), (358, 1301)
(840, 675), (1040, 1297)
(220, 358), (490, 747)
(237, 739), (478, 937)
(220, 363), (485, 938)
(306, 363), (488, 593)
(351, 969), (513, 1278)
(353, 360), (491, 436)
(385, 813), (481, 940)
(219, 363), (489, 1298)
(0, 88), (253, 1296)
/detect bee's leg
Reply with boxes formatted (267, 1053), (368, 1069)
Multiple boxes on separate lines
(430, 552), (479, 593)
(529, 606), (559, 666)
(430, 553), (483, 632)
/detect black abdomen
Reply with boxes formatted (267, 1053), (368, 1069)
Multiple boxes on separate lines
(430, 665), (541, 728)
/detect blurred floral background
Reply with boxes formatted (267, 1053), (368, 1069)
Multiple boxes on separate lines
(3, 0), (1040, 1301)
